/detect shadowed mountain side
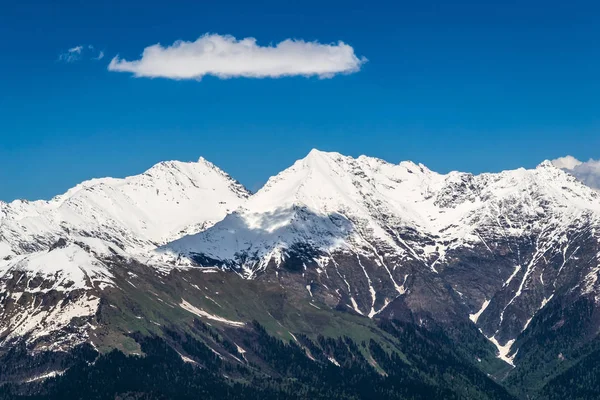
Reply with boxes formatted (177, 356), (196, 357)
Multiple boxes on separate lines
(159, 206), (355, 275)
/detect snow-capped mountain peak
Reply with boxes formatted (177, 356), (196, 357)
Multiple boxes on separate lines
(0, 157), (250, 258)
(2, 150), (600, 367)
(163, 151), (600, 270)
(160, 151), (600, 333)
(0, 156), (251, 349)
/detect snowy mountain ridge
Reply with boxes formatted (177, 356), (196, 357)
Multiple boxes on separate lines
(1, 149), (600, 368)
(0, 157), (249, 350)
(0, 157), (249, 259)
(160, 150), (600, 364)
(162, 150), (600, 277)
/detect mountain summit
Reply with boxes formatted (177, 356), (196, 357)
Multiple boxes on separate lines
(161, 150), (600, 364)
(1, 151), (599, 399)
(0, 157), (249, 350)
(0, 157), (249, 259)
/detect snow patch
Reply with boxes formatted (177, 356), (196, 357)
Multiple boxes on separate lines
(179, 299), (245, 327)
(469, 299), (490, 324)
(487, 336), (516, 367)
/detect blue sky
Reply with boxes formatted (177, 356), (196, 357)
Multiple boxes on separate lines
(1, 0), (599, 200)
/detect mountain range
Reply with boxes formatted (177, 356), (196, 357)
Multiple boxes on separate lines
(1, 150), (599, 399)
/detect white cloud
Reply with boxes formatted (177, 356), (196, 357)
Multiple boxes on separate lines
(107, 33), (366, 80)
(59, 46), (84, 62)
(58, 45), (104, 63)
(552, 156), (600, 190)
(550, 155), (582, 170)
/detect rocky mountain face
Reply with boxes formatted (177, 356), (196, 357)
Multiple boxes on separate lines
(162, 150), (600, 368)
(1, 150), (600, 399)
(0, 158), (249, 351)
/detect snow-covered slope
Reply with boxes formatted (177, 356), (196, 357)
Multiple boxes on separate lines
(161, 150), (600, 363)
(163, 150), (600, 274)
(0, 157), (249, 259)
(2, 149), (600, 368)
(0, 157), (249, 349)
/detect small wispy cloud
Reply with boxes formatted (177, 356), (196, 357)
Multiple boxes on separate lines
(552, 156), (600, 190)
(58, 45), (105, 63)
(108, 33), (366, 80)
(58, 46), (84, 62)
